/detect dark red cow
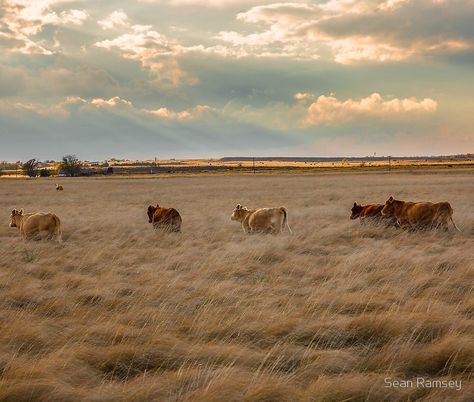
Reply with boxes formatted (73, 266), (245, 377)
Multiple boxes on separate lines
(351, 202), (397, 226)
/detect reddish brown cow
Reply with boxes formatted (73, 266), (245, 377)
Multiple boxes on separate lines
(351, 202), (397, 226)
(381, 196), (461, 231)
(147, 204), (182, 232)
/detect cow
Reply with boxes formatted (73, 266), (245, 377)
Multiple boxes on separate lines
(56, 184), (64, 191)
(147, 204), (182, 232)
(350, 202), (397, 226)
(231, 204), (292, 234)
(381, 196), (461, 232)
(9, 209), (62, 241)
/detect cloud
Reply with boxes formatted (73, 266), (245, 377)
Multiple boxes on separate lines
(145, 104), (214, 120)
(378, 0), (411, 11)
(0, 90), (438, 129)
(58, 9), (88, 25)
(91, 96), (133, 108)
(0, 55), (121, 100)
(215, 0), (474, 63)
(294, 92), (313, 101)
(87, 97), (215, 121)
(138, 0), (271, 7)
(316, 0), (474, 63)
(29, 58), (120, 98)
(0, 0), (89, 54)
(328, 37), (471, 64)
(327, 37), (414, 63)
(98, 10), (129, 30)
(215, 3), (322, 59)
(0, 1), (471, 160)
(88, 0), (472, 91)
(0, 95), (216, 122)
(95, 24), (193, 87)
(223, 91), (438, 129)
(303, 92), (437, 125)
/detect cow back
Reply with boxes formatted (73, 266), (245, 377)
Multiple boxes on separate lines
(23, 213), (59, 232)
(360, 204), (383, 218)
(153, 208), (180, 223)
(152, 207), (182, 231)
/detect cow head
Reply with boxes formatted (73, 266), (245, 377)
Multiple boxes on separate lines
(147, 205), (158, 223)
(350, 202), (364, 219)
(381, 196), (395, 216)
(9, 208), (23, 228)
(231, 204), (249, 222)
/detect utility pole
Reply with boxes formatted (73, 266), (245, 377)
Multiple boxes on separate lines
(388, 155), (392, 172)
(253, 157), (256, 174)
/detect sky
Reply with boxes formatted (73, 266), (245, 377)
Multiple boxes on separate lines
(0, 0), (473, 161)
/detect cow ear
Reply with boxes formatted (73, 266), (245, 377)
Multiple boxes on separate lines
(388, 196), (393, 202)
(11, 209), (16, 215)
(19, 208), (24, 215)
(353, 202), (357, 207)
(236, 204), (241, 210)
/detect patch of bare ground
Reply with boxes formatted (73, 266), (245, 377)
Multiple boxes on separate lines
(0, 173), (473, 401)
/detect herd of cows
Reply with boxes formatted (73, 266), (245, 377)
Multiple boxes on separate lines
(351, 197), (461, 232)
(8, 184), (462, 242)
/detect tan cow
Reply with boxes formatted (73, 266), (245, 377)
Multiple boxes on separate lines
(56, 183), (64, 191)
(9, 209), (62, 241)
(381, 196), (461, 232)
(231, 204), (292, 234)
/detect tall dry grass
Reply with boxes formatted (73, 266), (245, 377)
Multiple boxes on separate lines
(0, 172), (473, 401)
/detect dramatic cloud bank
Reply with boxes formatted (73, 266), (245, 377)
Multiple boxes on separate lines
(1, 0), (473, 159)
(216, 0), (473, 63)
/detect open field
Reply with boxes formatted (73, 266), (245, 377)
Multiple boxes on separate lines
(0, 172), (473, 401)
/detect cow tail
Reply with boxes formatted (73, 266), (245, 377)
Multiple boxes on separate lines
(450, 217), (462, 232)
(281, 207), (292, 234)
(54, 215), (63, 242)
(448, 204), (461, 232)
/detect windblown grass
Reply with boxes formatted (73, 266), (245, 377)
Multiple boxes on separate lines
(0, 172), (473, 401)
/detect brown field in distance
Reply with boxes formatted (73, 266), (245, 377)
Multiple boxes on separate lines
(2, 156), (474, 177)
(0, 172), (473, 401)
(85, 157), (474, 176)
